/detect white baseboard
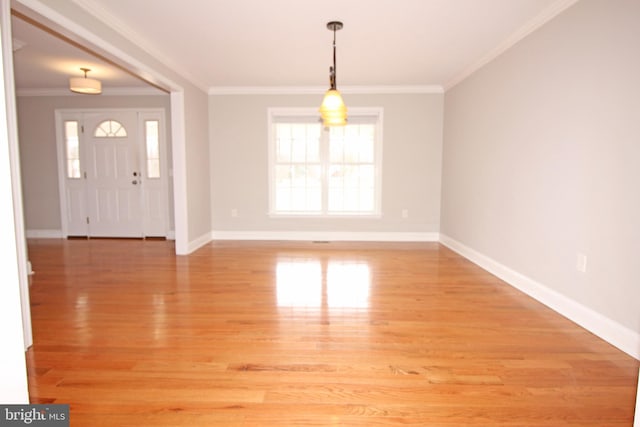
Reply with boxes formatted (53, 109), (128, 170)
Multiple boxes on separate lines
(211, 230), (440, 242)
(28, 229), (177, 241)
(439, 234), (640, 360)
(26, 229), (63, 239)
(186, 231), (213, 254)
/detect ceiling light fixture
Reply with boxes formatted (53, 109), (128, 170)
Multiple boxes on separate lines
(319, 21), (347, 127)
(69, 67), (102, 95)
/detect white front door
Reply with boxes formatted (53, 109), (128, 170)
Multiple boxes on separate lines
(84, 112), (142, 237)
(57, 109), (168, 239)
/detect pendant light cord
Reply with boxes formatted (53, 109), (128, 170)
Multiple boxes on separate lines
(332, 26), (337, 89)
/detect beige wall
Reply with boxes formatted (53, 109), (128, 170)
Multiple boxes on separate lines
(17, 94), (172, 233)
(210, 93), (443, 235)
(442, 0), (640, 334)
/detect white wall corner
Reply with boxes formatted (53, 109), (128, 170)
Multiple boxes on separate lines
(439, 234), (640, 360)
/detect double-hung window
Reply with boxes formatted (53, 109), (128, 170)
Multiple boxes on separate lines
(269, 108), (382, 217)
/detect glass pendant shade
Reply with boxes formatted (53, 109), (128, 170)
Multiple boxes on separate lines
(319, 89), (347, 127)
(69, 68), (102, 95)
(69, 76), (102, 94)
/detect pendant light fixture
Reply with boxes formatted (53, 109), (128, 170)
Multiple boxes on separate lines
(319, 21), (347, 127)
(69, 67), (102, 95)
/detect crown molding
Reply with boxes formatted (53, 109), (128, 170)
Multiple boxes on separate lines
(70, 0), (208, 92)
(444, 0), (580, 91)
(209, 85), (444, 96)
(16, 86), (167, 97)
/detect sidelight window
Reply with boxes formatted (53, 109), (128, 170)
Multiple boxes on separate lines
(64, 121), (81, 179)
(144, 120), (161, 179)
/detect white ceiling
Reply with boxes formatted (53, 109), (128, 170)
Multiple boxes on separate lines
(11, 14), (153, 93)
(11, 0), (577, 93)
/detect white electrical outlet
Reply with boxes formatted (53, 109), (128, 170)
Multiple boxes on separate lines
(402, 209), (409, 219)
(576, 253), (587, 273)
(231, 208), (238, 218)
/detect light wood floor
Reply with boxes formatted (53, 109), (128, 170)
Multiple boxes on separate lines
(26, 239), (638, 426)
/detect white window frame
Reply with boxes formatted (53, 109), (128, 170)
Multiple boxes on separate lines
(268, 107), (383, 218)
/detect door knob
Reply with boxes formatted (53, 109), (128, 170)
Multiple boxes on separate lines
(132, 180), (138, 185)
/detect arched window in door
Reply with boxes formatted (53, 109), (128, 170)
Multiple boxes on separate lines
(94, 119), (128, 137)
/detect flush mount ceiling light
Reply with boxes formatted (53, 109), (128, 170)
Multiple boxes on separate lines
(319, 21), (347, 127)
(69, 67), (102, 95)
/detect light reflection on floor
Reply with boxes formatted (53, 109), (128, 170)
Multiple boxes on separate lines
(74, 293), (91, 347)
(152, 293), (166, 344)
(276, 257), (370, 310)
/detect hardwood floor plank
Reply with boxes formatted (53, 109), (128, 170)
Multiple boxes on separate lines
(25, 239), (639, 425)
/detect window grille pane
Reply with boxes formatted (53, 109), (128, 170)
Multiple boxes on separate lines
(307, 189), (322, 211)
(277, 123), (292, 139)
(345, 140), (360, 163)
(343, 188), (359, 211)
(64, 121), (81, 179)
(276, 123), (321, 163)
(145, 120), (160, 178)
(276, 165), (292, 186)
(359, 139), (374, 163)
(94, 120), (127, 138)
(307, 137), (320, 162)
(291, 139), (307, 162)
(274, 122), (322, 214)
(277, 137), (292, 162)
(359, 165), (375, 187)
(276, 188), (292, 211)
(291, 188), (307, 211)
(328, 123), (376, 214)
(328, 165), (343, 188)
(330, 137), (344, 162)
(291, 165), (307, 183)
(275, 165), (321, 213)
(359, 189), (375, 211)
(328, 188), (344, 212)
(344, 165), (360, 187)
(291, 123), (306, 140)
